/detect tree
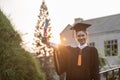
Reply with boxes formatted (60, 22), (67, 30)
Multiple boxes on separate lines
(0, 9), (45, 80)
(32, 1), (56, 80)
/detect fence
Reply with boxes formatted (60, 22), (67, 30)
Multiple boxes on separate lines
(100, 67), (120, 80)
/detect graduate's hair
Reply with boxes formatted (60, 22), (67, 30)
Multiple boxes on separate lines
(76, 30), (88, 35)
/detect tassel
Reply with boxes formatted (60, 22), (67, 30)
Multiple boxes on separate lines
(77, 54), (81, 66)
(72, 30), (74, 38)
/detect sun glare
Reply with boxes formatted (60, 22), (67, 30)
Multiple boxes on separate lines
(54, 38), (61, 44)
(50, 35), (61, 44)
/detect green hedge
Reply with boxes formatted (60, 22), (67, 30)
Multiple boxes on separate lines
(0, 9), (45, 80)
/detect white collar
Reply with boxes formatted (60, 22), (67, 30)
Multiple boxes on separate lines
(78, 43), (88, 49)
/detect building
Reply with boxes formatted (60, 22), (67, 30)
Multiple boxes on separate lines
(60, 14), (120, 67)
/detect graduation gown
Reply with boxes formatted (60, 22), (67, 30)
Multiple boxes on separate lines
(54, 45), (100, 80)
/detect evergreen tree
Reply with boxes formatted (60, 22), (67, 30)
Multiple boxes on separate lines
(32, 1), (56, 80)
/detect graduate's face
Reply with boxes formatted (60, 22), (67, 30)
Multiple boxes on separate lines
(76, 31), (87, 45)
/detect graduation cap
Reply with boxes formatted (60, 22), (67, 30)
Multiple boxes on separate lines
(70, 23), (91, 32)
(70, 23), (91, 38)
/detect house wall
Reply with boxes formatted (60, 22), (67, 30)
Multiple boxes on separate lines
(60, 27), (120, 57)
(88, 30), (120, 56)
(60, 25), (78, 47)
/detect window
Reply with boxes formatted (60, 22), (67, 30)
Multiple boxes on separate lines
(89, 42), (95, 47)
(104, 39), (118, 56)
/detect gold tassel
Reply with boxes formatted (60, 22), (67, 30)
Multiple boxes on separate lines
(72, 30), (74, 38)
(77, 54), (81, 66)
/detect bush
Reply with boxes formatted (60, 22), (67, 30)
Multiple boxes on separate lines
(0, 9), (45, 80)
(99, 53), (106, 69)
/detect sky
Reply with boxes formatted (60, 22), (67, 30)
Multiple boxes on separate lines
(0, 0), (120, 51)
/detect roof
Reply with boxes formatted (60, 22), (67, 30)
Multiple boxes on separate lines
(83, 13), (120, 34)
(60, 24), (72, 35)
(60, 13), (120, 36)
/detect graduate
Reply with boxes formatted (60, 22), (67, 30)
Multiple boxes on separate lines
(42, 22), (100, 80)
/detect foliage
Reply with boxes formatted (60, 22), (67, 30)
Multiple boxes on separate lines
(32, 1), (57, 80)
(0, 9), (45, 80)
(99, 53), (106, 69)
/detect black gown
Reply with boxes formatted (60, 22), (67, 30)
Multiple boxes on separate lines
(54, 45), (100, 80)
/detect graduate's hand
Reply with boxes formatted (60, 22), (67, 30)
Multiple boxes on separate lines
(42, 37), (49, 45)
(42, 37), (58, 49)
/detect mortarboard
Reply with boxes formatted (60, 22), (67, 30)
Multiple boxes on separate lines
(70, 23), (91, 32)
(70, 23), (91, 38)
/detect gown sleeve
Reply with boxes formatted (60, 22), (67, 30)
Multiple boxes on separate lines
(91, 47), (100, 80)
(53, 44), (70, 75)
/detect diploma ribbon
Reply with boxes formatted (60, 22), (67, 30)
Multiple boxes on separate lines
(43, 18), (49, 37)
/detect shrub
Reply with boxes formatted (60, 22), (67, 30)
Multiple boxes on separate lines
(0, 9), (45, 80)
